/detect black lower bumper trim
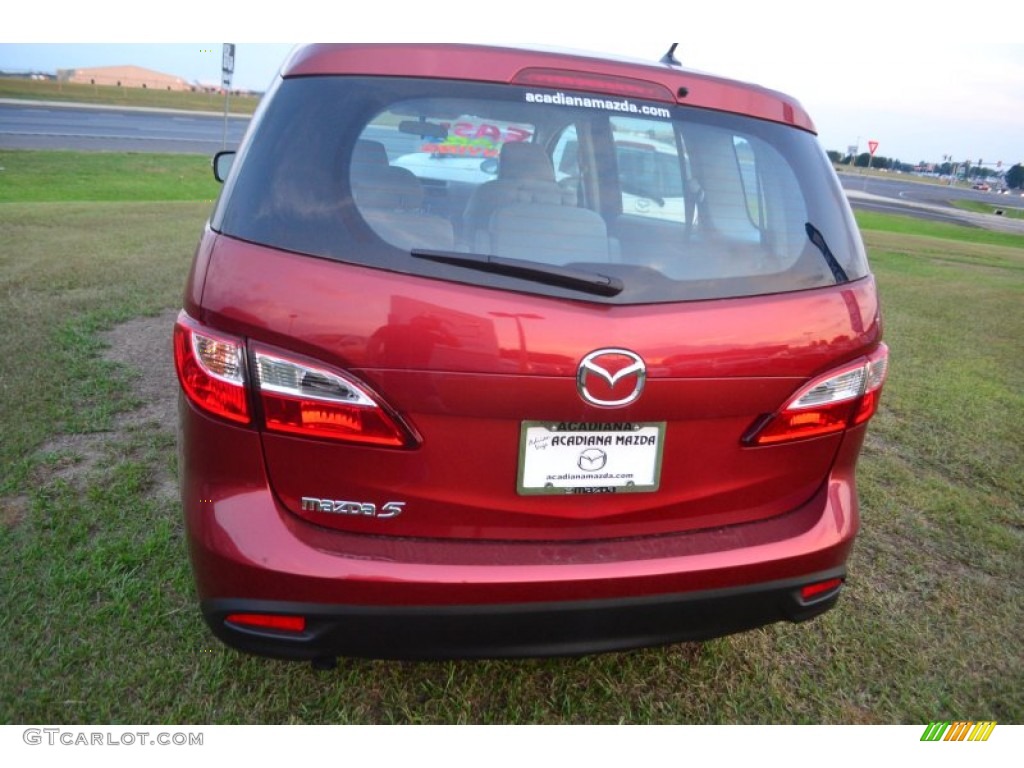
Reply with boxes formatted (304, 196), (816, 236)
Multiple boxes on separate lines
(202, 569), (845, 662)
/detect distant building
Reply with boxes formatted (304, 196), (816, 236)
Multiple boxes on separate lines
(57, 65), (191, 91)
(0, 70), (55, 81)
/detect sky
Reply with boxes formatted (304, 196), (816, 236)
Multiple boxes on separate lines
(4, 2), (1022, 168)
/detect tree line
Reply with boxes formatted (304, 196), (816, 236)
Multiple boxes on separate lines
(827, 149), (1023, 188)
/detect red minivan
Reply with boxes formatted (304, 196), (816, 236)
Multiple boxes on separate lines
(174, 43), (887, 664)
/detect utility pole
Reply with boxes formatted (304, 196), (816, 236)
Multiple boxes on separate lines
(221, 44), (235, 150)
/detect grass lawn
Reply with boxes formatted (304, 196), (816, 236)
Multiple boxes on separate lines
(0, 150), (220, 203)
(0, 76), (259, 114)
(949, 198), (1024, 220)
(0, 152), (1021, 723)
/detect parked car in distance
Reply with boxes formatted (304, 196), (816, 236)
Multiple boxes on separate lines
(177, 43), (887, 664)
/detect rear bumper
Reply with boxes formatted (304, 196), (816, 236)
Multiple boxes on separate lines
(181, 398), (863, 661)
(203, 570), (844, 661)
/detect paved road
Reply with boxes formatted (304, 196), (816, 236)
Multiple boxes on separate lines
(839, 172), (1020, 208)
(839, 173), (1024, 234)
(0, 100), (420, 157)
(0, 100), (249, 154)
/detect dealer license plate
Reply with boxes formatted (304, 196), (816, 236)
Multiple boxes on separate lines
(517, 421), (665, 495)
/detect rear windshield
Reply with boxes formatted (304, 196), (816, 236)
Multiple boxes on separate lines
(213, 76), (868, 303)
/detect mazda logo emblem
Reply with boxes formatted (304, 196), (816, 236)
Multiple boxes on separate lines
(578, 448), (608, 471)
(577, 349), (646, 407)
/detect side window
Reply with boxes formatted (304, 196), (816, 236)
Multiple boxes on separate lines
(741, 135), (809, 259)
(552, 125), (580, 180)
(610, 117), (687, 224)
(683, 124), (763, 245)
(733, 137), (762, 228)
(685, 123), (808, 256)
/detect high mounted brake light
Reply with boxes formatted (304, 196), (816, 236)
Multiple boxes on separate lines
(744, 344), (889, 446)
(512, 68), (675, 103)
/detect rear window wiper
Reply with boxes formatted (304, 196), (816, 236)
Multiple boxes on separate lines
(805, 223), (849, 284)
(411, 249), (624, 297)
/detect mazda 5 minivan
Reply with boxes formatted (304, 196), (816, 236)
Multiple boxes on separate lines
(175, 43), (887, 663)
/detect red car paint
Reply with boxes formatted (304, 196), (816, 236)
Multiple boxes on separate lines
(176, 44), (886, 661)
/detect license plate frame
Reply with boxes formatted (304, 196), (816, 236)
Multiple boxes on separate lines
(517, 421), (665, 495)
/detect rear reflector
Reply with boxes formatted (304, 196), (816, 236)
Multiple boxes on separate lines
(800, 578), (844, 601)
(225, 613), (306, 633)
(173, 313), (250, 425)
(745, 344), (888, 445)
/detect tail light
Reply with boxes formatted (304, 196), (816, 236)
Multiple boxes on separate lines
(253, 346), (416, 447)
(173, 313), (250, 424)
(173, 313), (416, 447)
(745, 344), (888, 446)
